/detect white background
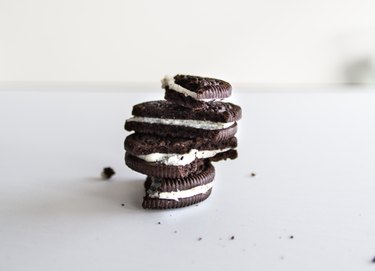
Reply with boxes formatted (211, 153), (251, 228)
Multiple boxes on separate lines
(1, 0), (375, 84)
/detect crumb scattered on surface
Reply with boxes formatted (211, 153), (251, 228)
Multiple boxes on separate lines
(290, 235), (294, 239)
(230, 236), (235, 240)
(250, 172), (256, 177)
(157, 222), (161, 225)
(371, 256), (375, 263)
(121, 204), (125, 206)
(101, 167), (115, 179)
(197, 237), (202, 241)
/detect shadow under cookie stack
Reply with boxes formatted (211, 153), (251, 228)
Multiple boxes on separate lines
(124, 75), (242, 209)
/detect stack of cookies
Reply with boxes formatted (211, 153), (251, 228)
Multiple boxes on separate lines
(124, 75), (242, 209)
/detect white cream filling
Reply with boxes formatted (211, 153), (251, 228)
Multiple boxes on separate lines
(126, 117), (234, 130)
(149, 181), (214, 201)
(137, 148), (231, 166)
(161, 75), (215, 101)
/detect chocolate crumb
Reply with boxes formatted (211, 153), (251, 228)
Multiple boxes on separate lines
(371, 256), (375, 263)
(121, 204), (125, 206)
(230, 236), (235, 240)
(101, 167), (115, 179)
(290, 235), (294, 239)
(250, 172), (256, 177)
(198, 237), (202, 241)
(157, 222), (161, 225)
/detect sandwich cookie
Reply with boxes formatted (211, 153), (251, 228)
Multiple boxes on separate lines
(124, 133), (237, 178)
(125, 152), (205, 179)
(162, 75), (232, 109)
(143, 161), (215, 209)
(125, 100), (241, 141)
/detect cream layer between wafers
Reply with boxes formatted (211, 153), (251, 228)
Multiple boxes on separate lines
(126, 117), (234, 130)
(137, 148), (231, 166)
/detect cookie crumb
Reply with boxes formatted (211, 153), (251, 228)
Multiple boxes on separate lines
(371, 256), (375, 263)
(230, 236), (235, 240)
(250, 172), (256, 177)
(121, 203), (125, 206)
(290, 235), (294, 239)
(101, 167), (115, 179)
(157, 222), (161, 225)
(197, 237), (202, 241)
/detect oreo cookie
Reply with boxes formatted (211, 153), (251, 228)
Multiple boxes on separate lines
(142, 161), (215, 209)
(125, 133), (238, 160)
(124, 133), (236, 177)
(125, 152), (205, 179)
(125, 100), (241, 140)
(162, 75), (232, 109)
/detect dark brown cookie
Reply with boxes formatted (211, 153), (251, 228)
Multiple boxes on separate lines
(162, 75), (231, 109)
(129, 100), (241, 122)
(124, 100), (241, 140)
(125, 133), (237, 156)
(143, 161), (215, 209)
(125, 121), (237, 141)
(125, 152), (206, 178)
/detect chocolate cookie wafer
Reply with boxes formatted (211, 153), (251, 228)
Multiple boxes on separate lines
(125, 100), (241, 140)
(162, 75), (232, 109)
(143, 160), (215, 209)
(125, 133), (238, 163)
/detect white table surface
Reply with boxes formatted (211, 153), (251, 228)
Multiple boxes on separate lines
(1, 86), (375, 271)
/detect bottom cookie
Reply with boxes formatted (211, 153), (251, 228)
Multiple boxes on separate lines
(142, 161), (215, 209)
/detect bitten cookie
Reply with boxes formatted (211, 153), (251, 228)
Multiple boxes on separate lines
(125, 100), (241, 141)
(162, 75), (232, 109)
(142, 160), (215, 209)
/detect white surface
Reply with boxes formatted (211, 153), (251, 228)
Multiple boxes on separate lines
(1, 87), (375, 270)
(1, 0), (375, 84)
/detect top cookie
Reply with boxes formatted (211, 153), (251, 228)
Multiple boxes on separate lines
(162, 75), (232, 109)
